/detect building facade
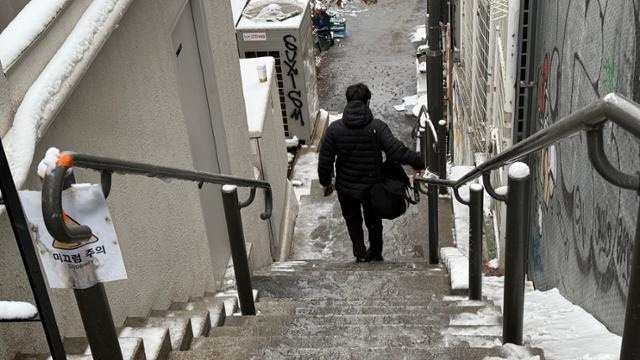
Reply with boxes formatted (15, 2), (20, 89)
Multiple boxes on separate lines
(0, 0), (290, 357)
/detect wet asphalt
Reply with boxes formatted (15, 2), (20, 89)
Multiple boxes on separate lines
(289, 0), (429, 261)
(317, 0), (427, 145)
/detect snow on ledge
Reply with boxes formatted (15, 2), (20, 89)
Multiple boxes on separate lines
(0, 0), (71, 71)
(0, 301), (38, 320)
(2, 0), (133, 192)
(240, 57), (275, 138)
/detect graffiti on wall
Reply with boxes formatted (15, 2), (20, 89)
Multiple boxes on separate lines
(530, 0), (640, 333)
(283, 34), (305, 126)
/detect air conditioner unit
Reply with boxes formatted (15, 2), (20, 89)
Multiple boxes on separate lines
(236, 0), (319, 144)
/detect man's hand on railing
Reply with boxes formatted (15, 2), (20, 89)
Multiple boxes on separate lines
(413, 170), (426, 178)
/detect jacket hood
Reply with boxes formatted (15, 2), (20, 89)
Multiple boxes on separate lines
(342, 100), (374, 129)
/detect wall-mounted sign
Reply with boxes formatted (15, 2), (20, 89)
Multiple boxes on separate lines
(20, 184), (127, 289)
(243, 32), (267, 41)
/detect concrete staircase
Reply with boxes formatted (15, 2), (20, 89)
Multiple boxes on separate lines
(17, 258), (545, 359)
(167, 259), (545, 359)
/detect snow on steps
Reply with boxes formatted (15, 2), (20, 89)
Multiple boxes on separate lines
(16, 289), (247, 360)
(115, 327), (171, 360)
(123, 316), (192, 351)
(16, 337), (145, 360)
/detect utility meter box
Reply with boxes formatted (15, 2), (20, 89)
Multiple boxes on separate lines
(236, 0), (319, 143)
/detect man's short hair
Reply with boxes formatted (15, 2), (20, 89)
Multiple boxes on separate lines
(345, 83), (371, 103)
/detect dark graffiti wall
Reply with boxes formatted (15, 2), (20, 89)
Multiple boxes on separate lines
(529, 0), (640, 334)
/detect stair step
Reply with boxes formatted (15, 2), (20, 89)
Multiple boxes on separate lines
(169, 344), (545, 360)
(190, 294), (238, 317)
(254, 299), (495, 316)
(252, 273), (450, 299)
(191, 334), (439, 351)
(124, 316), (192, 351)
(443, 334), (503, 348)
(115, 326), (171, 360)
(444, 324), (504, 337)
(222, 313), (447, 327)
(260, 260), (445, 273)
(148, 309), (211, 338)
(168, 298), (226, 327)
(207, 323), (441, 338)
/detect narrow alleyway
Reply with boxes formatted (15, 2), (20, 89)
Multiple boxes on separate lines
(290, 0), (432, 261)
(317, 0), (426, 145)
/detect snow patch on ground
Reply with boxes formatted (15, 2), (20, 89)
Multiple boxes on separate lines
(0, 301), (38, 320)
(0, 0), (70, 70)
(456, 276), (621, 359)
(290, 148), (319, 201)
(447, 164), (621, 359)
(440, 247), (469, 290)
(484, 343), (541, 360)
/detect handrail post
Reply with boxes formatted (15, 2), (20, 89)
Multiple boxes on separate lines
(74, 284), (122, 360)
(620, 195), (640, 360)
(419, 127), (427, 168)
(426, 127), (439, 264)
(502, 162), (531, 345)
(0, 140), (66, 359)
(437, 120), (448, 195)
(221, 185), (256, 315)
(469, 184), (484, 300)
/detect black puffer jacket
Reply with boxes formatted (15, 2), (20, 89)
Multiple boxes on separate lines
(318, 100), (425, 199)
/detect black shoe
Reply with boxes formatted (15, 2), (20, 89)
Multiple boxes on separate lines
(365, 253), (384, 262)
(355, 257), (370, 263)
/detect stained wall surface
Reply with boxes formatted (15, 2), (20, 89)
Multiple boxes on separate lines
(528, 0), (640, 335)
(0, 0), (271, 358)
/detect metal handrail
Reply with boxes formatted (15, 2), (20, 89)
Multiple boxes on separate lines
(39, 150), (271, 358)
(412, 93), (640, 360)
(417, 93), (640, 191)
(412, 105), (439, 143)
(42, 151), (272, 244)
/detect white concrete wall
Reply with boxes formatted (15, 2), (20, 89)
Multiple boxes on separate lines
(0, 0), (272, 357)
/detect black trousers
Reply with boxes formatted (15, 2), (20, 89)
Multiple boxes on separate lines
(337, 192), (383, 258)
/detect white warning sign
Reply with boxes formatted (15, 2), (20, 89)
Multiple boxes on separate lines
(20, 184), (127, 289)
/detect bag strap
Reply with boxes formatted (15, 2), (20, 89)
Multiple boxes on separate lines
(368, 123), (383, 182)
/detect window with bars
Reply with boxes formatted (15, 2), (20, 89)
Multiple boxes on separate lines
(244, 51), (290, 137)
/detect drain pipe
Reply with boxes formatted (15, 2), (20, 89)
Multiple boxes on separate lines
(2, 0), (133, 191)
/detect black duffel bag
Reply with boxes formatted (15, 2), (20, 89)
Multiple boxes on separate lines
(369, 128), (418, 220)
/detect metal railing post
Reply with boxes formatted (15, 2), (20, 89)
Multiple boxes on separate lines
(0, 140), (66, 359)
(221, 185), (256, 315)
(74, 284), (122, 360)
(502, 162), (531, 345)
(426, 0), (444, 130)
(469, 184), (484, 300)
(437, 120), (448, 195)
(419, 128), (427, 168)
(620, 196), (640, 360)
(426, 128), (439, 264)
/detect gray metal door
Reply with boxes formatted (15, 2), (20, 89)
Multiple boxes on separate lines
(172, 1), (229, 281)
